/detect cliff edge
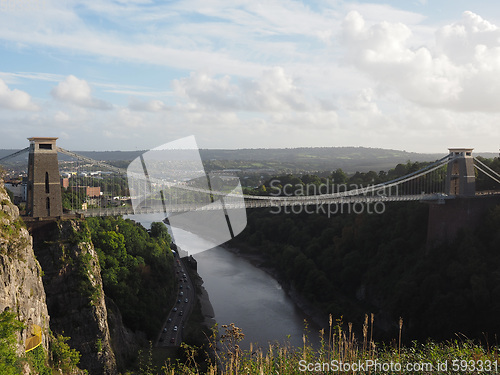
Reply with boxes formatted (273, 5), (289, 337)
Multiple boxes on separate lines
(0, 181), (50, 369)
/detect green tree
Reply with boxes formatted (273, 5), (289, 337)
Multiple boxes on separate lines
(50, 334), (81, 373)
(331, 168), (348, 185)
(0, 310), (23, 375)
(150, 222), (171, 242)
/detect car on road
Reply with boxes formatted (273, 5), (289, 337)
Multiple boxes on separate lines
(167, 318), (172, 323)
(179, 284), (183, 289)
(173, 307), (177, 312)
(184, 298), (188, 303)
(163, 327), (167, 332)
(179, 311), (183, 316)
(170, 337), (175, 344)
(173, 326), (178, 332)
(177, 299), (181, 303)
(179, 292), (183, 296)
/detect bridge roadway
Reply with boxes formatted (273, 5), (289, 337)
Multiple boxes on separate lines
(73, 193), (452, 217)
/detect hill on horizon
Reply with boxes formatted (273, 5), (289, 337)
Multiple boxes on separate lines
(0, 146), (497, 174)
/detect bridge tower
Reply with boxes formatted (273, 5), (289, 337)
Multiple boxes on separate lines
(445, 148), (475, 197)
(26, 137), (63, 218)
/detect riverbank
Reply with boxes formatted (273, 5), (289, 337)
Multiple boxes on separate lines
(220, 242), (328, 333)
(197, 276), (216, 330)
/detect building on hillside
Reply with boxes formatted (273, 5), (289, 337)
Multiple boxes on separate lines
(61, 178), (70, 189)
(72, 186), (101, 197)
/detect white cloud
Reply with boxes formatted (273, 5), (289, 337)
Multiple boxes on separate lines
(0, 79), (38, 111)
(51, 75), (112, 110)
(116, 108), (146, 128)
(173, 72), (239, 111)
(341, 10), (500, 112)
(173, 67), (322, 112)
(436, 11), (500, 64)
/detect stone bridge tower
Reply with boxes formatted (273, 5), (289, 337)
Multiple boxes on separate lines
(445, 148), (475, 197)
(26, 137), (63, 218)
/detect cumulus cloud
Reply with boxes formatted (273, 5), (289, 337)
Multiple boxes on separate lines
(436, 11), (500, 64)
(173, 67), (320, 112)
(341, 10), (500, 112)
(51, 75), (112, 110)
(0, 79), (38, 110)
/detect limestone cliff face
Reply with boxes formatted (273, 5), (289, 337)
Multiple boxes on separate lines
(105, 296), (140, 371)
(32, 220), (118, 375)
(0, 183), (50, 358)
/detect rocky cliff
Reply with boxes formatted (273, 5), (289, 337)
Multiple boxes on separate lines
(31, 219), (118, 374)
(0, 183), (50, 367)
(0, 178), (143, 373)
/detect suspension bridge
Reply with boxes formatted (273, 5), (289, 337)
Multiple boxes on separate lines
(1, 137), (500, 220)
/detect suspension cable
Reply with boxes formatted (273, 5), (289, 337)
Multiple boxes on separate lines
(474, 164), (500, 185)
(0, 147), (30, 163)
(474, 157), (500, 179)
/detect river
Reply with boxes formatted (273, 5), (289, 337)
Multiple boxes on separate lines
(127, 213), (320, 349)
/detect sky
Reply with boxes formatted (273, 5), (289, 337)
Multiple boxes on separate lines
(1, 0), (500, 153)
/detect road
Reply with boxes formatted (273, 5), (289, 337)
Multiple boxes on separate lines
(155, 255), (196, 347)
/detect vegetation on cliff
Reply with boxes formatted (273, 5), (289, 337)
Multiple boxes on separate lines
(86, 217), (175, 338)
(0, 310), (24, 374)
(0, 310), (82, 374)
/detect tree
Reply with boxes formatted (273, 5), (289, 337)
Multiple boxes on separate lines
(150, 222), (171, 242)
(331, 168), (348, 185)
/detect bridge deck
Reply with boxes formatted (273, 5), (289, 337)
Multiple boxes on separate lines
(72, 193), (454, 217)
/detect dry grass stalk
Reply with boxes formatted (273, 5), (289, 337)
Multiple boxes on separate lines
(398, 316), (403, 359)
(363, 313), (369, 354)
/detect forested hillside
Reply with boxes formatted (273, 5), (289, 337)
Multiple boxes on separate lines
(231, 158), (500, 341)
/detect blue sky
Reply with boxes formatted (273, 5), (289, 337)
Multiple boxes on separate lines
(1, 0), (500, 153)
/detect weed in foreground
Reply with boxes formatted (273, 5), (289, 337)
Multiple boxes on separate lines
(160, 314), (500, 375)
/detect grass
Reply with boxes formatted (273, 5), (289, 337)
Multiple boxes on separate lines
(155, 315), (499, 375)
